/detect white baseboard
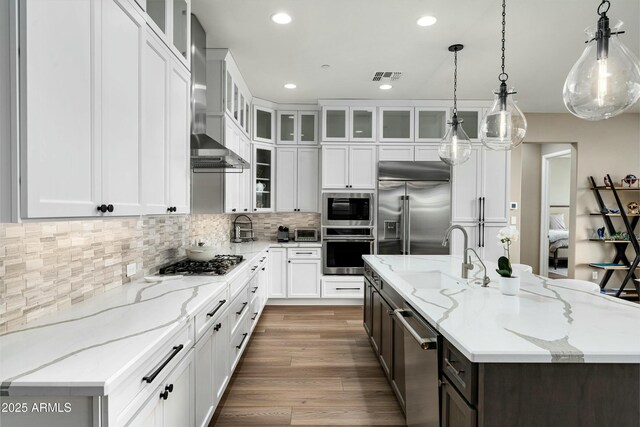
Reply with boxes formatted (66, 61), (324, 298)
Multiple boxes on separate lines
(266, 298), (362, 306)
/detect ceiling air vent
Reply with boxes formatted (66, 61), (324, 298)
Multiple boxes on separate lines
(372, 71), (402, 82)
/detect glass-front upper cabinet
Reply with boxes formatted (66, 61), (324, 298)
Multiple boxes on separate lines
(254, 105), (275, 143)
(172, 0), (188, 59)
(299, 111), (318, 144)
(379, 107), (414, 142)
(147, 0), (167, 33)
(254, 145), (274, 212)
(415, 108), (449, 142)
(456, 109), (481, 140)
(239, 94), (245, 129)
(244, 101), (250, 134)
(277, 111), (297, 144)
(233, 84), (239, 121)
(226, 71), (233, 115)
(351, 107), (376, 142)
(322, 107), (348, 142)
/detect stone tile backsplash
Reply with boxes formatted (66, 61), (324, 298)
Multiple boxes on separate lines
(0, 212), (320, 333)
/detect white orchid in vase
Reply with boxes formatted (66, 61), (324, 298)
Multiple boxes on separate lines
(496, 227), (519, 278)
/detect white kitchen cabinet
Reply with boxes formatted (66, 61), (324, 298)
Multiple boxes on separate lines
(254, 105), (275, 143)
(168, 59), (191, 214)
(322, 276), (364, 299)
(288, 258), (321, 298)
(299, 111), (318, 144)
(253, 144), (275, 212)
(277, 111), (297, 144)
(349, 146), (377, 189)
(224, 121), (251, 214)
(239, 135), (252, 213)
(452, 147), (482, 223)
(379, 107), (414, 142)
(481, 149), (510, 223)
(322, 145), (376, 190)
(414, 146), (441, 161)
(278, 110), (318, 145)
(456, 109), (482, 141)
(449, 223), (479, 258)
(276, 147), (319, 212)
(129, 349), (195, 427)
(415, 107), (449, 142)
(481, 223), (507, 262)
(351, 107), (376, 142)
(268, 248), (287, 298)
(144, 0), (190, 69)
(322, 107), (349, 141)
(378, 145), (415, 161)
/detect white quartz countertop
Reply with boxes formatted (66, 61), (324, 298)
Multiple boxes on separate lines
(363, 255), (640, 364)
(0, 241), (272, 396)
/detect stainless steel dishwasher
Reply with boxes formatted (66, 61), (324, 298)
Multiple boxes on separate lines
(393, 305), (439, 427)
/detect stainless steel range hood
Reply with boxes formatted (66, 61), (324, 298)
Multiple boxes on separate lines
(190, 16), (249, 171)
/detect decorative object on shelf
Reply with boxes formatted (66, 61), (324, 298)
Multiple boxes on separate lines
(627, 201), (640, 215)
(256, 182), (266, 192)
(438, 44), (472, 166)
(609, 208), (620, 214)
(597, 227), (606, 239)
(604, 175), (612, 187)
(563, 0), (640, 121)
(496, 227), (520, 295)
(622, 174), (638, 187)
(479, 0), (527, 151)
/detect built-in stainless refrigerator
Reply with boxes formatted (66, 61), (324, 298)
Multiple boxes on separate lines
(377, 161), (451, 255)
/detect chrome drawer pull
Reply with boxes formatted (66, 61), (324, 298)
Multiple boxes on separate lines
(335, 287), (361, 290)
(444, 358), (465, 375)
(295, 252), (314, 255)
(393, 309), (437, 350)
(142, 344), (184, 383)
(207, 300), (226, 318)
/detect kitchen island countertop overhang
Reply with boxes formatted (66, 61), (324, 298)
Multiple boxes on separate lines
(363, 254), (640, 364)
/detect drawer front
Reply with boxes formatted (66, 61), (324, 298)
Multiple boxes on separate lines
(322, 278), (364, 298)
(230, 284), (250, 337)
(287, 248), (321, 259)
(194, 287), (229, 342)
(443, 339), (477, 404)
(249, 296), (261, 328)
(111, 321), (193, 424)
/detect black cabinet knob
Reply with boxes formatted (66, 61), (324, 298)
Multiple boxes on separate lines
(214, 323), (222, 331)
(261, 267), (265, 271)
(97, 204), (107, 213)
(165, 384), (174, 393)
(244, 209), (248, 212)
(160, 390), (169, 400)
(232, 208), (236, 212)
(107, 204), (114, 213)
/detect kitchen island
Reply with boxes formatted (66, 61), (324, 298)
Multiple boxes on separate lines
(363, 255), (640, 427)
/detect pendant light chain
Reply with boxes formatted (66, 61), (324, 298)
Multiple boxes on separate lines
(453, 49), (458, 115)
(499, 0), (508, 83)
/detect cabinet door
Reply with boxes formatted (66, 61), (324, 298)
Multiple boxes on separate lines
(171, 0), (189, 61)
(253, 145), (274, 212)
(452, 147), (481, 223)
(371, 288), (381, 354)
(288, 259), (321, 298)
(297, 148), (319, 212)
(441, 378), (477, 427)
(322, 146), (349, 189)
(212, 311), (230, 403)
(101, 0), (144, 216)
(299, 111), (318, 144)
(21, 0), (98, 218)
(162, 350), (195, 427)
(481, 149), (509, 223)
(480, 223), (507, 264)
(415, 108), (448, 142)
(168, 61), (191, 214)
(146, 0), (167, 33)
(456, 109), (481, 141)
(269, 248), (287, 298)
(392, 317), (406, 410)
(349, 146), (376, 189)
(351, 107), (376, 142)
(363, 281), (373, 336)
(254, 105), (275, 143)
(322, 107), (348, 142)
(128, 385), (163, 427)
(239, 136), (252, 213)
(277, 111), (297, 144)
(276, 148), (297, 212)
(378, 145), (415, 161)
(224, 122), (240, 213)
(194, 330), (214, 427)
(414, 146), (441, 161)
(379, 107), (414, 142)
(141, 30), (169, 215)
(379, 297), (393, 379)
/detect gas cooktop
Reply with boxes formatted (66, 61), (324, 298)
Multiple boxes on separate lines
(159, 255), (244, 276)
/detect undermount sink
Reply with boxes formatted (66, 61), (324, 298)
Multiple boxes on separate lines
(395, 270), (464, 290)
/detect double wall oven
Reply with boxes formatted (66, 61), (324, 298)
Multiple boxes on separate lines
(322, 193), (374, 275)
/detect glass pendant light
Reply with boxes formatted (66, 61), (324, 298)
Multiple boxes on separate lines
(480, 0), (527, 151)
(563, 0), (640, 121)
(439, 44), (472, 166)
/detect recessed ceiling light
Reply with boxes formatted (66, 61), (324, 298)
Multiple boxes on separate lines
(417, 16), (437, 27)
(379, 84), (393, 90)
(284, 83), (297, 89)
(271, 12), (292, 24)
(321, 64), (331, 69)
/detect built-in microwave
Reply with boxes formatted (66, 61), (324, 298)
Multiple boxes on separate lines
(322, 193), (373, 227)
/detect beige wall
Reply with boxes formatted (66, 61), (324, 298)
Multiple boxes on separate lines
(519, 144), (542, 273)
(522, 113), (640, 284)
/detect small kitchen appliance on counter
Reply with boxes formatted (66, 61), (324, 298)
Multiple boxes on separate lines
(294, 228), (319, 242)
(159, 255), (244, 276)
(232, 214), (255, 243)
(277, 226), (290, 242)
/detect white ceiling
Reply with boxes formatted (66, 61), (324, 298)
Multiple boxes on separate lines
(192, 0), (640, 113)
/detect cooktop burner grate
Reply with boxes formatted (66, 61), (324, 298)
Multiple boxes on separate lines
(159, 255), (244, 276)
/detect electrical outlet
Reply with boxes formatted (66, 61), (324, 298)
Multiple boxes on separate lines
(592, 271), (598, 280)
(126, 263), (137, 278)
(511, 216), (517, 225)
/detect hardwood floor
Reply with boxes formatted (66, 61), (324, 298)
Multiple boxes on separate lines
(210, 306), (406, 426)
